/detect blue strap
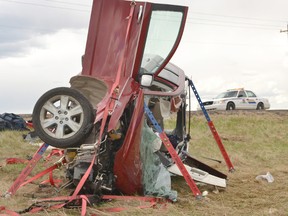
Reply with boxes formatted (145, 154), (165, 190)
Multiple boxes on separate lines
(144, 103), (163, 133)
(188, 79), (211, 122)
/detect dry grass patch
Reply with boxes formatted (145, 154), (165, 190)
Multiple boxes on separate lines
(0, 110), (288, 215)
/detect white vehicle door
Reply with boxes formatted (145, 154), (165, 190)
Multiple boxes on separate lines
(236, 90), (248, 109)
(244, 90), (258, 109)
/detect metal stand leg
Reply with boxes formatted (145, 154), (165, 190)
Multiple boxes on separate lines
(188, 79), (235, 172)
(144, 103), (202, 199)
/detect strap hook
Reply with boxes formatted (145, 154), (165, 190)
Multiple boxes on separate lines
(131, 0), (136, 6)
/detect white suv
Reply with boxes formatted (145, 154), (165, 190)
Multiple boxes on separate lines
(198, 88), (270, 111)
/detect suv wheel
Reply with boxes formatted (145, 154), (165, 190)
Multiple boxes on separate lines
(32, 87), (95, 148)
(226, 102), (235, 110)
(256, 102), (264, 110)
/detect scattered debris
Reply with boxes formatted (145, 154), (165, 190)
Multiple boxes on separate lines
(202, 191), (208, 197)
(22, 131), (40, 144)
(255, 172), (274, 183)
(0, 113), (29, 131)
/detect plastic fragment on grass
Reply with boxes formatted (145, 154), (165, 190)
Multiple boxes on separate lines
(255, 172), (274, 183)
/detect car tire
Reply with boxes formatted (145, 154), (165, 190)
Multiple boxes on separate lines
(226, 102), (235, 110)
(32, 87), (95, 148)
(256, 102), (264, 110)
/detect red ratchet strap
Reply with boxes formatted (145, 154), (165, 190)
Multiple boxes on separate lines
(45, 148), (64, 160)
(69, 2), (136, 208)
(5, 151), (63, 189)
(107, 3), (135, 115)
(5, 150), (63, 165)
(19, 163), (60, 188)
(42, 170), (62, 187)
(6, 158), (28, 164)
(25, 121), (33, 129)
(24, 195), (91, 216)
(0, 206), (20, 216)
(5, 143), (49, 196)
(29, 195), (166, 215)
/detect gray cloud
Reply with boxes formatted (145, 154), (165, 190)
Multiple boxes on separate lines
(0, 0), (91, 58)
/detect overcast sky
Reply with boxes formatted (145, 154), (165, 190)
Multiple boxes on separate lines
(0, 0), (287, 113)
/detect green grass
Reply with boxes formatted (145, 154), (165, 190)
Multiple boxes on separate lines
(1, 110), (288, 215)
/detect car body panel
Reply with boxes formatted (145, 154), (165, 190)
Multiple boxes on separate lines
(199, 88), (270, 111)
(82, 0), (141, 80)
(80, 0), (188, 124)
(79, 0), (189, 195)
(33, 0), (227, 199)
(113, 90), (144, 195)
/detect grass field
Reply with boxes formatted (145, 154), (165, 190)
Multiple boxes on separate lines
(0, 110), (287, 215)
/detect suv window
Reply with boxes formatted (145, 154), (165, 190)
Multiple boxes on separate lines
(216, 91), (238, 99)
(246, 90), (257, 97)
(140, 8), (184, 76)
(238, 90), (247, 98)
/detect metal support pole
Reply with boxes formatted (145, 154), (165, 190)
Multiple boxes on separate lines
(144, 103), (202, 199)
(188, 79), (235, 172)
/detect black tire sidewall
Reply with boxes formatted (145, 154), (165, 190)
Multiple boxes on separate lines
(226, 102), (235, 110)
(257, 103), (264, 110)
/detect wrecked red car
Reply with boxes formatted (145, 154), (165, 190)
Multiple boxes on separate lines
(31, 0), (228, 201)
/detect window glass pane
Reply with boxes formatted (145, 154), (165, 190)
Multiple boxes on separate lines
(247, 91), (256, 97)
(140, 10), (183, 74)
(238, 91), (247, 97)
(158, 69), (179, 84)
(216, 91), (238, 98)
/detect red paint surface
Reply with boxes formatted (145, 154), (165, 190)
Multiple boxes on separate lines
(79, 0), (188, 194)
